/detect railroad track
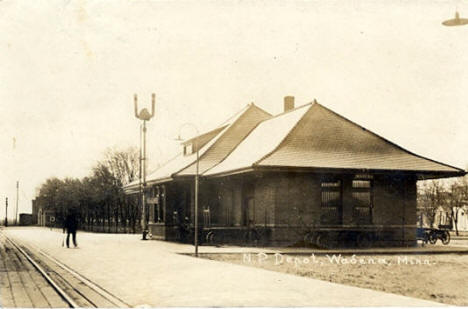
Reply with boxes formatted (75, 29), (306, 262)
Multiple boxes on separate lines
(0, 232), (131, 308)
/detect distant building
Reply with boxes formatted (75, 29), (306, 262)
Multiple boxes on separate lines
(32, 197), (56, 227)
(19, 213), (33, 226)
(431, 205), (468, 231)
(455, 206), (468, 231)
(124, 97), (465, 247)
(32, 198), (39, 224)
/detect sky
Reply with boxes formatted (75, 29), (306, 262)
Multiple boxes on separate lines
(1, 0), (468, 219)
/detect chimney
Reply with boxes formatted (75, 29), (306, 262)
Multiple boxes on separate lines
(284, 96), (295, 112)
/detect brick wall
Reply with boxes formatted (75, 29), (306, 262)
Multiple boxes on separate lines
(373, 175), (417, 245)
(266, 173), (320, 244)
(265, 172), (418, 246)
(253, 176), (275, 226)
(163, 172), (418, 247)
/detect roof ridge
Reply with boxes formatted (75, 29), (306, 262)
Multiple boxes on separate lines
(314, 102), (465, 173)
(201, 107), (274, 176)
(173, 103), (267, 177)
(182, 125), (228, 145)
(239, 101), (313, 132)
(253, 104), (314, 167)
(184, 103), (271, 143)
(269, 101), (313, 119)
(217, 103), (255, 127)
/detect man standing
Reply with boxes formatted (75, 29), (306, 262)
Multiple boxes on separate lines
(63, 211), (78, 248)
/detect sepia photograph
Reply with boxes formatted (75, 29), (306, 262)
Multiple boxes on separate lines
(1, 0), (468, 307)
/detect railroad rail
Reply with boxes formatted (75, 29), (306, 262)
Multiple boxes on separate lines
(0, 232), (131, 308)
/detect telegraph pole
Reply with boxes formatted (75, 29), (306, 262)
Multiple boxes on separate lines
(5, 197), (8, 227)
(15, 181), (19, 225)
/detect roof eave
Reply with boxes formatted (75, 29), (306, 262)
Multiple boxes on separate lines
(146, 177), (174, 186)
(123, 177), (174, 194)
(123, 187), (140, 194)
(246, 165), (466, 180)
(203, 167), (255, 178)
(416, 170), (467, 180)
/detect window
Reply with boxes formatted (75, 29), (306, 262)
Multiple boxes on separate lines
(183, 143), (194, 156)
(150, 186), (165, 223)
(321, 179), (342, 225)
(352, 179), (373, 224)
(203, 207), (211, 227)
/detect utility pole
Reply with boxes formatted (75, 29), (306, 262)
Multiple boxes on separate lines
(134, 93), (156, 240)
(15, 181), (19, 225)
(176, 123), (200, 257)
(5, 197), (8, 227)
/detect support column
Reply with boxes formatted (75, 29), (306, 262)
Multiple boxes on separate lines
(190, 184), (195, 223)
(161, 185), (166, 223)
(149, 186), (155, 224)
(342, 176), (354, 225)
(156, 186), (161, 222)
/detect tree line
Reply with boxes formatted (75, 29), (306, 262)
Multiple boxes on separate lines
(418, 175), (468, 235)
(35, 147), (142, 233)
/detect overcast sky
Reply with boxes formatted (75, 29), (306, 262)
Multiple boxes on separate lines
(1, 0), (468, 218)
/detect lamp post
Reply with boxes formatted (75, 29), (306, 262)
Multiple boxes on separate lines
(176, 123), (200, 257)
(134, 93), (156, 240)
(442, 11), (468, 26)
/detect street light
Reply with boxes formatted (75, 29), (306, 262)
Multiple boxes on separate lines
(134, 93), (156, 240)
(442, 11), (468, 26)
(176, 123), (200, 257)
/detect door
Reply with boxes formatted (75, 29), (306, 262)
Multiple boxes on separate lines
(244, 197), (255, 226)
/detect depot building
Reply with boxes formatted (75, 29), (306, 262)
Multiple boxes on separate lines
(124, 97), (465, 247)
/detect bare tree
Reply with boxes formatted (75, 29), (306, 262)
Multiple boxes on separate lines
(101, 147), (140, 186)
(448, 176), (468, 236)
(94, 147), (140, 233)
(418, 176), (468, 235)
(418, 180), (447, 228)
(36, 147), (140, 233)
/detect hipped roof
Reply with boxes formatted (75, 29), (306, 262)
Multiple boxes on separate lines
(124, 100), (465, 193)
(206, 102), (465, 178)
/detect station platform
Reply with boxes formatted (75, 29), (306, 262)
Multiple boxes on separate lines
(1, 226), (449, 307)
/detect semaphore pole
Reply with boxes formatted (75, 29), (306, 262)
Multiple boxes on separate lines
(134, 93), (155, 240)
(142, 120), (147, 237)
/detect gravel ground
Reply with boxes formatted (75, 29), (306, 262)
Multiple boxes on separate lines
(202, 252), (468, 306)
